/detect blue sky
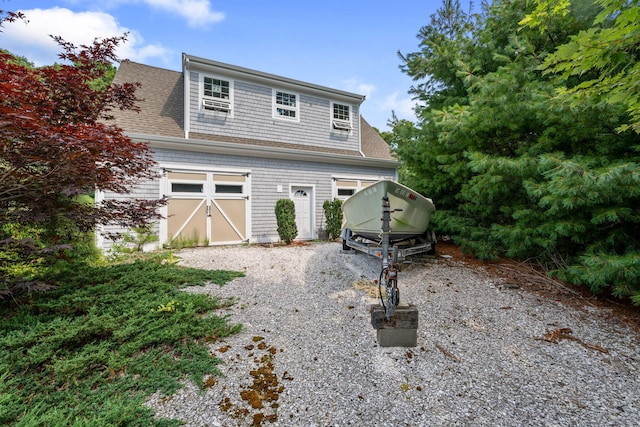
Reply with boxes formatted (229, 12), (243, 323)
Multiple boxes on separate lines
(0, 0), (452, 130)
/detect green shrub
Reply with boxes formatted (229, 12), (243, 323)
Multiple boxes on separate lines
(0, 257), (243, 425)
(323, 199), (343, 240)
(275, 199), (297, 244)
(0, 217), (103, 300)
(117, 225), (160, 252)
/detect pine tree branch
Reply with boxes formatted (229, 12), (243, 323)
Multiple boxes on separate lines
(494, 262), (596, 306)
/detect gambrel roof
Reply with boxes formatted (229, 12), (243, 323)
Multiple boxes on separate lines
(110, 60), (395, 162)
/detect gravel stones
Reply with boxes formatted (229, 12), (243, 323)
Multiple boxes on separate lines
(146, 242), (640, 426)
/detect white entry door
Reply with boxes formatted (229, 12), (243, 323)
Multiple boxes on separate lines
(291, 186), (313, 240)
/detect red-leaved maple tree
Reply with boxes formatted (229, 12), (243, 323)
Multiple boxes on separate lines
(1, 10), (163, 296)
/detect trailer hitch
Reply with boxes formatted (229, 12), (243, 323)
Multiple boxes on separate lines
(379, 196), (401, 320)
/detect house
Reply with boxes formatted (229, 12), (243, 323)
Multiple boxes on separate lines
(98, 53), (399, 249)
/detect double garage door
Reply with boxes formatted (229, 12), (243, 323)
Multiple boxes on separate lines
(166, 171), (249, 246)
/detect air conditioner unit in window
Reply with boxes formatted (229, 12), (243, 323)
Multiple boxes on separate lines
(202, 98), (231, 113)
(332, 120), (352, 131)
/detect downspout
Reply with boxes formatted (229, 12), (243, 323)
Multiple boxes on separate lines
(357, 95), (366, 157)
(182, 53), (190, 139)
(358, 123), (365, 157)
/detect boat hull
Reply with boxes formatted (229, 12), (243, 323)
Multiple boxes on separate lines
(342, 180), (435, 243)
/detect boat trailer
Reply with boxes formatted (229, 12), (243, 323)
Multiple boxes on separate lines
(341, 196), (435, 320)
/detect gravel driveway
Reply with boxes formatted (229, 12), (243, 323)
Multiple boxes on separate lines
(146, 242), (639, 426)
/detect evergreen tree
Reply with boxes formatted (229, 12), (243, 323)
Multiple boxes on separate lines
(393, 0), (640, 303)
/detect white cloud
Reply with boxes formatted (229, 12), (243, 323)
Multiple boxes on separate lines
(84, 0), (225, 28)
(142, 0), (225, 28)
(340, 79), (418, 129)
(1, 7), (171, 65)
(343, 78), (377, 99)
(131, 43), (171, 63)
(380, 91), (417, 120)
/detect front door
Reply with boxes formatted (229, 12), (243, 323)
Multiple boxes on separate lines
(291, 186), (313, 240)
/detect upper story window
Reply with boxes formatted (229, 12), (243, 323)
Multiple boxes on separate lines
(204, 77), (229, 99)
(273, 89), (299, 121)
(201, 75), (233, 115)
(332, 102), (353, 131)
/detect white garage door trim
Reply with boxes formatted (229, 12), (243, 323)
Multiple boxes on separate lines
(159, 163), (251, 247)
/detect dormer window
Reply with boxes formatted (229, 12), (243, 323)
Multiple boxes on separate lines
(273, 90), (299, 121)
(204, 76), (229, 99)
(202, 75), (233, 115)
(332, 102), (352, 131)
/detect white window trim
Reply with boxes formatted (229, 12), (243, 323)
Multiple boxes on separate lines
(330, 101), (353, 132)
(272, 89), (300, 122)
(332, 176), (389, 200)
(200, 74), (234, 117)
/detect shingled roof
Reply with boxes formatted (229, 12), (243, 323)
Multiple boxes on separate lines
(111, 60), (394, 161)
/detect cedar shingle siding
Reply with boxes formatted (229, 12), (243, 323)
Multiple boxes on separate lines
(100, 54), (398, 249)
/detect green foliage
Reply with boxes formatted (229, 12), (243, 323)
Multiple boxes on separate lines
(0, 48), (34, 68)
(86, 62), (117, 92)
(0, 257), (243, 425)
(167, 228), (202, 251)
(323, 199), (343, 240)
(275, 199), (297, 244)
(522, 0), (640, 133)
(393, 0), (640, 303)
(0, 216), (104, 300)
(117, 225), (160, 252)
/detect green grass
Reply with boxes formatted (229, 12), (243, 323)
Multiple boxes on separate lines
(0, 255), (244, 426)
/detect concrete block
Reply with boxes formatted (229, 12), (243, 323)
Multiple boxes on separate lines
(370, 303), (418, 329)
(377, 328), (418, 347)
(370, 303), (419, 347)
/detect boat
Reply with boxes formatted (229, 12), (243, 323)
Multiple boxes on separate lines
(342, 180), (435, 244)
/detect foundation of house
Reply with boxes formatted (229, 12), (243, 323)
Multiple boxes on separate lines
(370, 302), (418, 347)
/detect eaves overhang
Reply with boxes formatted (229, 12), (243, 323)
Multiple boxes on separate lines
(127, 133), (400, 169)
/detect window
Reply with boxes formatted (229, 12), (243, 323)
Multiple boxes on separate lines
(332, 102), (352, 131)
(202, 75), (232, 114)
(204, 77), (229, 99)
(337, 188), (355, 197)
(171, 183), (204, 193)
(273, 90), (299, 121)
(215, 184), (243, 194)
(334, 179), (377, 200)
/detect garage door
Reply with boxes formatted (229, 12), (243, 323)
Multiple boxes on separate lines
(166, 171), (249, 246)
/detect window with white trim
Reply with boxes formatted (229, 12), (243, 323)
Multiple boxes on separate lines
(273, 90), (299, 121)
(337, 188), (355, 198)
(201, 75), (233, 114)
(334, 179), (376, 201)
(215, 184), (243, 194)
(171, 183), (204, 193)
(331, 102), (352, 131)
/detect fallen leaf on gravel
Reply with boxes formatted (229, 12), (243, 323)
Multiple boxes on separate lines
(539, 328), (609, 354)
(543, 327), (574, 343)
